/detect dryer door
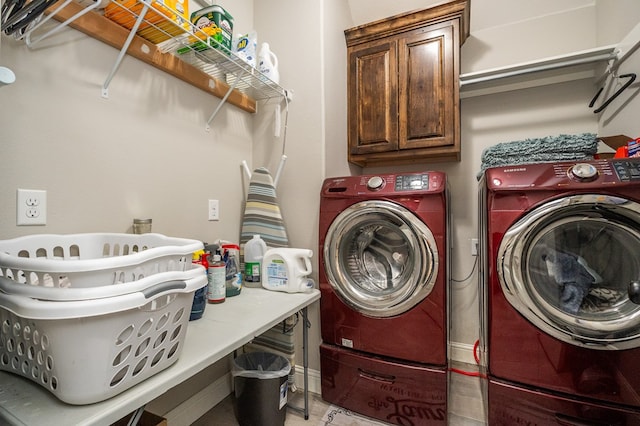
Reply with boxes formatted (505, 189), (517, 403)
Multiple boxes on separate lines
(323, 200), (438, 318)
(498, 194), (640, 349)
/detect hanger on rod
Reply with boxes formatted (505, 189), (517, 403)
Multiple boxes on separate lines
(589, 72), (636, 114)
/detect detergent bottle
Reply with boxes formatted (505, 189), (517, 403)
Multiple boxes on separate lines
(243, 235), (268, 287)
(262, 248), (315, 293)
(258, 42), (279, 84)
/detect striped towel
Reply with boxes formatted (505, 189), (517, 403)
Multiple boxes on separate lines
(240, 167), (297, 390)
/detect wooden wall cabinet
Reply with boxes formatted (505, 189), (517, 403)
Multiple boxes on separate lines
(345, 0), (470, 167)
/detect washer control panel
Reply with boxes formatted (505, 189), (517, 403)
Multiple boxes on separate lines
(613, 159), (640, 182)
(395, 174), (430, 191)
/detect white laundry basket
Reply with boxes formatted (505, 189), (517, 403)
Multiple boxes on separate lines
(0, 233), (202, 289)
(0, 233), (206, 405)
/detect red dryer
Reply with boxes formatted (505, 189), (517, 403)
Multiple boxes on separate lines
(480, 159), (640, 424)
(319, 172), (449, 425)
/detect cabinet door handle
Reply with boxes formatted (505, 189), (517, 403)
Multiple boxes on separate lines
(357, 368), (396, 384)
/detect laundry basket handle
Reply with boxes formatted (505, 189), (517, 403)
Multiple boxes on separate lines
(142, 280), (186, 299)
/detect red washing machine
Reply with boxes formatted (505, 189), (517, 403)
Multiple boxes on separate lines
(480, 158), (640, 424)
(319, 172), (449, 425)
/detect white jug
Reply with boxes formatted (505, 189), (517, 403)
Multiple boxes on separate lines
(258, 42), (280, 84)
(243, 234), (268, 287)
(262, 248), (315, 293)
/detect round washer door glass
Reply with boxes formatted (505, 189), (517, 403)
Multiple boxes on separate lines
(498, 194), (640, 349)
(324, 200), (438, 318)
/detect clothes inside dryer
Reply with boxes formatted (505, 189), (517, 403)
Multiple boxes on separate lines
(529, 218), (640, 316)
(498, 193), (640, 348)
(324, 199), (438, 318)
(346, 221), (412, 294)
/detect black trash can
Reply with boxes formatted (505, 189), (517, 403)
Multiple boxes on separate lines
(232, 352), (292, 426)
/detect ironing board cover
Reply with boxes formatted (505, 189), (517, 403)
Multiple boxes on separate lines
(240, 167), (289, 256)
(240, 167), (296, 389)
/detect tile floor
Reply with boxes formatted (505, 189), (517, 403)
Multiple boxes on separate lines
(192, 362), (487, 425)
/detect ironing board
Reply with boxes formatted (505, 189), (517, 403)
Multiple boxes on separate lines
(239, 167), (297, 390)
(240, 167), (289, 251)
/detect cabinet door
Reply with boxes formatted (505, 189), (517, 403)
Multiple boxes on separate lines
(348, 39), (398, 155)
(399, 23), (455, 151)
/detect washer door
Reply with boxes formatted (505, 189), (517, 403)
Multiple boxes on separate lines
(323, 200), (438, 318)
(498, 194), (640, 349)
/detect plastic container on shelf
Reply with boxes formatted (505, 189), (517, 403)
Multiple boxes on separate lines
(0, 233), (206, 405)
(232, 31), (257, 67)
(207, 254), (226, 303)
(262, 248), (315, 293)
(221, 243), (242, 297)
(243, 235), (267, 287)
(190, 4), (234, 54)
(190, 249), (208, 320)
(257, 42), (279, 84)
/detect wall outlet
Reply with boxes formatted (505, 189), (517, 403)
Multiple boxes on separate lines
(208, 199), (219, 221)
(471, 238), (478, 256)
(17, 189), (47, 226)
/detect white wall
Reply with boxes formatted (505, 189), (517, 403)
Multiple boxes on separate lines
(595, 0), (640, 138)
(0, 0), (255, 243)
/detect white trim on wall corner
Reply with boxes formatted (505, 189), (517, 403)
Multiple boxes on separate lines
(449, 341), (480, 366)
(293, 366), (322, 396)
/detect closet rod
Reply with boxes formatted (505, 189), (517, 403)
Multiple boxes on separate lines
(460, 47), (617, 87)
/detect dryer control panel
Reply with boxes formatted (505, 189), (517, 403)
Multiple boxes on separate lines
(485, 158), (640, 189)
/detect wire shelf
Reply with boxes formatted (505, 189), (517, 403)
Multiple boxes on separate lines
(103, 0), (287, 102)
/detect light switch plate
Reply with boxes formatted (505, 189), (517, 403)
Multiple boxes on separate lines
(208, 199), (219, 221)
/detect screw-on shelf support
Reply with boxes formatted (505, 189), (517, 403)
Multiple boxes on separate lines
(205, 68), (247, 130)
(101, 0), (150, 98)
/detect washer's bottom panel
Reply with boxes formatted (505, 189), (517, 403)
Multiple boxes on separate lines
(489, 377), (640, 425)
(320, 343), (447, 425)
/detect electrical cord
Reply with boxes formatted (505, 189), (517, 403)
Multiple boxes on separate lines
(451, 255), (478, 283)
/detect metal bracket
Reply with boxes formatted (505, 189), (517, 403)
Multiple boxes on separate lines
(101, 0), (150, 98)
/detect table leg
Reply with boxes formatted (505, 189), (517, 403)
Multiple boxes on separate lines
(127, 404), (146, 426)
(302, 306), (309, 420)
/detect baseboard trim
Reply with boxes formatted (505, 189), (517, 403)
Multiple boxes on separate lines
(163, 373), (232, 426)
(293, 365), (322, 395)
(449, 341), (479, 365)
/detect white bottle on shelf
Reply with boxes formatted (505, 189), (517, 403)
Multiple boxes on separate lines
(258, 42), (279, 84)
